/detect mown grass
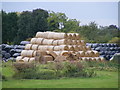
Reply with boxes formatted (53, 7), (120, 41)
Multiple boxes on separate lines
(2, 61), (119, 88)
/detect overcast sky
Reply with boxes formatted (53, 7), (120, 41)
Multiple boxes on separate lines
(2, 2), (118, 26)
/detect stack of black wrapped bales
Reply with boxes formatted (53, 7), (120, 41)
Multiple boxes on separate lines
(1, 41), (30, 62)
(86, 43), (120, 60)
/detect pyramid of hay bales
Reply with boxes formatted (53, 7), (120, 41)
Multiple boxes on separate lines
(16, 31), (105, 63)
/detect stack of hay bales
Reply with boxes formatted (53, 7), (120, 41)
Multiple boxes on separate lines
(16, 31), (105, 63)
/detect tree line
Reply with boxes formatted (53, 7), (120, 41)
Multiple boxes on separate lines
(2, 8), (120, 44)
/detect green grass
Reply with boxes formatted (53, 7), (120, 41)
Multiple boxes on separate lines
(2, 71), (118, 88)
(1, 61), (119, 88)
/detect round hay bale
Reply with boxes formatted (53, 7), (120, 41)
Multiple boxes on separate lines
(38, 46), (48, 51)
(86, 50), (94, 57)
(73, 45), (79, 51)
(78, 45), (83, 51)
(21, 50), (27, 56)
(67, 33), (76, 39)
(72, 40), (77, 45)
(57, 39), (68, 45)
(42, 39), (54, 45)
(95, 57), (101, 61)
(53, 33), (68, 39)
(91, 57), (96, 61)
(16, 56), (24, 62)
(47, 46), (54, 51)
(76, 40), (81, 45)
(36, 32), (44, 38)
(22, 57), (30, 62)
(30, 38), (37, 44)
(86, 46), (91, 50)
(29, 57), (35, 63)
(79, 51), (85, 57)
(82, 46), (87, 51)
(47, 32), (55, 39)
(54, 45), (69, 51)
(81, 40), (85, 45)
(26, 50), (35, 57)
(43, 32), (50, 38)
(68, 39), (72, 45)
(92, 50), (99, 57)
(35, 38), (44, 44)
(52, 40), (58, 45)
(31, 45), (39, 50)
(75, 52), (80, 57)
(85, 52), (90, 57)
(53, 51), (69, 56)
(68, 45), (74, 51)
(75, 33), (80, 40)
(33, 51), (37, 56)
(25, 44), (32, 50)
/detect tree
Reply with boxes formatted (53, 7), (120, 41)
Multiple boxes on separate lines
(47, 11), (68, 31)
(14, 11), (32, 44)
(63, 19), (80, 33)
(32, 9), (49, 33)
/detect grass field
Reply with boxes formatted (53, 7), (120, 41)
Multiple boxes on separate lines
(2, 61), (119, 88)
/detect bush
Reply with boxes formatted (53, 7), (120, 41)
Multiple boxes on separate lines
(13, 61), (97, 80)
(108, 37), (120, 46)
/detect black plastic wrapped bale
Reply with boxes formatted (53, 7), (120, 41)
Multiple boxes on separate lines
(20, 41), (30, 45)
(13, 53), (21, 58)
(2, 44), (7, 50)
(95, 47), (101, 52)
(2, 51), (7, 58)
(91, 43), (99, 48)
(2, 58), (7, 62)
(4, 45), (14, 52)
(99, 51), (105, 55)
(110, 53), (120, 62)
(4, 53), (11, 59)
(15, 45), (25, 49)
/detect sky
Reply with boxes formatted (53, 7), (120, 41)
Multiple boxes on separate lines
(2, 2), (118, 26)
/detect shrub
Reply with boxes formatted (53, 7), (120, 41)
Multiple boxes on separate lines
(108, 37), (120, 46)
